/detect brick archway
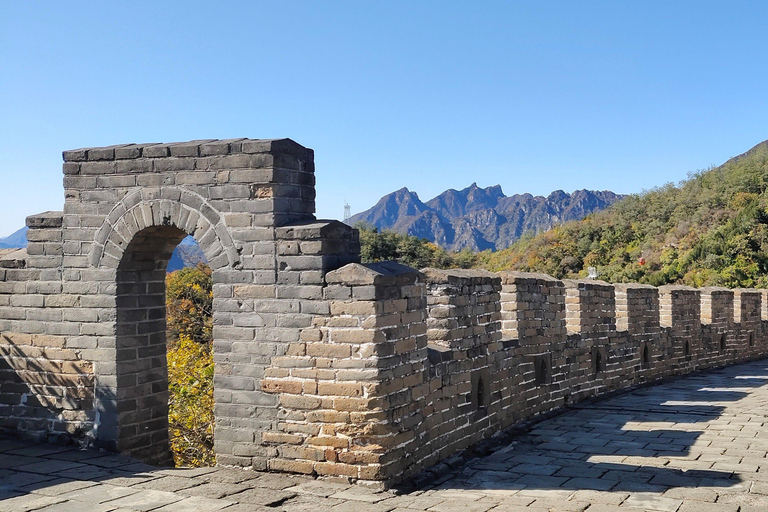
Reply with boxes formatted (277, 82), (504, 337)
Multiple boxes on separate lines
(89, 187), (237, 463)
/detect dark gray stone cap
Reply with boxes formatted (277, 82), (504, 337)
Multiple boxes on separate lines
(614, 283), (657, 291)
(658, 284), (699, 294)
(733, 288), (761, 296)
(276, 219), (356, 241)
(326, 261), (421, 286)
(0, 248), (27, 268)
(699, 286), (732, 295)
(26, 211), (64, 229)
(62, 138), (311, 162)
(420, 267), (500, 286)
(497, 270), (562, 286)
(562, 278), (613, 290)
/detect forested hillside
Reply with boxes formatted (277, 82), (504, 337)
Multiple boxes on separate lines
(476, 140), (768, 288)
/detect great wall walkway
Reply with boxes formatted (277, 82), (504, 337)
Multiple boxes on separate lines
(4, 359), (768, 512)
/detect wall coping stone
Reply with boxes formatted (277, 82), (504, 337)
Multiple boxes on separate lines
(420, 267), (500, 285)
(326, 261), (421, 286)
(496, 271), (562, 285)
(614, 283), (657, 291)
(658, 284), (699, 292)
(276, 219), (355, 240)
(733, 288), (761, 296)
(0, 248), (27, 268)
(26, 211), (64, 229)
(700, 286), (732, 294)
(62, 138), (310, 162)
(562, 278), (614, 290)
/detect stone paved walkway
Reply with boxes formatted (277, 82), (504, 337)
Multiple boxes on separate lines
(5, 359), (768, 511)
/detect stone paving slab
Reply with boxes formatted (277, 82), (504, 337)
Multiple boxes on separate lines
(5, 359), (768, 511)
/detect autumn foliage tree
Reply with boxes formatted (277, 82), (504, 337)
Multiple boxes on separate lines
(167, 334), (215, 467)
(166, 263), (215, 466)
(166, 263), (213, 344)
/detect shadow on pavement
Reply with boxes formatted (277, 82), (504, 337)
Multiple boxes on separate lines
(426, 361), (768, 494)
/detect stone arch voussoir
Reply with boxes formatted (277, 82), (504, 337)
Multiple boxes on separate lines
(89, 186), (240, 271)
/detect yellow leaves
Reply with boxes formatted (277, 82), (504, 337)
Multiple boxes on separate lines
(730, 191), (758, 210)
(166, 264), (215, 466)
(168, 334), (215, 467)
(166, 263), (213, 344)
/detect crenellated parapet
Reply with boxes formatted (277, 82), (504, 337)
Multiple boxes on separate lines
(272, 267), (768, 484)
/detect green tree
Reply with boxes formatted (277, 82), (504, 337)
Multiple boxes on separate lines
(356, 224), (477, 269)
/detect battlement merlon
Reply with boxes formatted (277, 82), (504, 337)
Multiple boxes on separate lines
(322, 261), (427, 481)
(614, 283), (659, 335)
(733, 289), (761, 326)
(700, 287), (733, 328)
(276, 219), (361, 277)
(562, 279), (615, 336)
(496, 271), (565, 344)
(421, 268), (501, 351)
(24, 211), (64, 270)
(658, 285), (700, 332)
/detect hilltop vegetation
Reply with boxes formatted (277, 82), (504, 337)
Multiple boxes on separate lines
(475, 140), (768, 288)
(357, 224), (477, 269)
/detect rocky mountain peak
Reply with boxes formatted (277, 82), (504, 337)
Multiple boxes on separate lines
(348, 184), (624, 251)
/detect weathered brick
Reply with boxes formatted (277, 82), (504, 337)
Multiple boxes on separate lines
(268, 457), (315, 474)
(261, 379), (303, 394)
(317, 382), (363, 397)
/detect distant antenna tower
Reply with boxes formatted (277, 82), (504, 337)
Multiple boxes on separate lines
(343, 199), (351, 223)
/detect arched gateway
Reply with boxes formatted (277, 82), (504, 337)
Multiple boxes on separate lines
(0, 139), (360, 466)
(93, 187), (240, 464)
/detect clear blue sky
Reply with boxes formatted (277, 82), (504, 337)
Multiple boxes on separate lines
(2, 1), (768, 238)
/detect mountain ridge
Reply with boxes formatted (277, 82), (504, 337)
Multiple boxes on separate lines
(0, 227), (28, 249)
(348, 184), (624, 251)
